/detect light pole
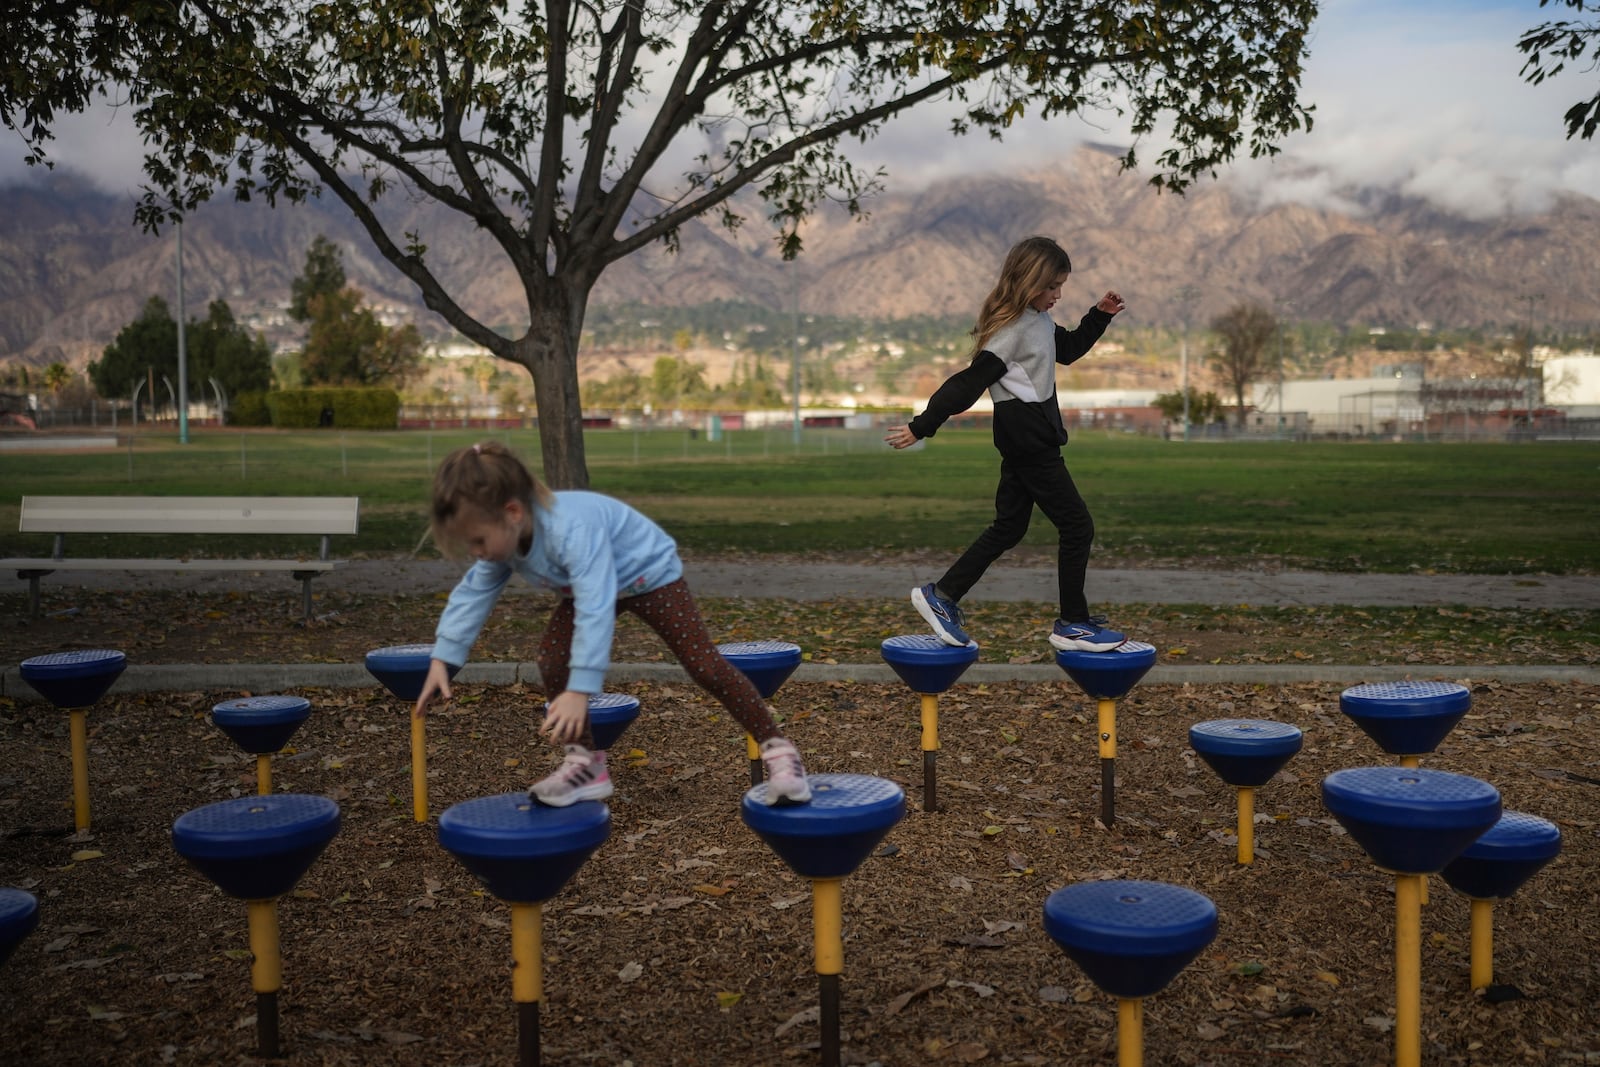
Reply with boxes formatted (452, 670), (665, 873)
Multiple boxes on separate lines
(1276, 301), (1294, 440)
(1277, 327), (1285, 439)
(1520, 291), (1542, 433)
(790, 264), (801, 449)
(1177, 286), (1198, 442)
(176, 221), (190, 443)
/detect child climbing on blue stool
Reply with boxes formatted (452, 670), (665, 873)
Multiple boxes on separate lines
(412, 441), (811, 808)
(885, 235), (1127, 653)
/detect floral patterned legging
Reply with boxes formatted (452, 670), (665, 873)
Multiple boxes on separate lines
(535, 579), (781, 749)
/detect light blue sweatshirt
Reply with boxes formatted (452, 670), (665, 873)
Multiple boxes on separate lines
(431, 490), (684, 694)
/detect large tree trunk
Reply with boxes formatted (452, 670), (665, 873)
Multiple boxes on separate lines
(517, 282), (591, 489)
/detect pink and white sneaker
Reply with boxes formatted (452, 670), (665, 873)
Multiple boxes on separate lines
(759, 737), (812, 805)
(529, 745), (614, 807)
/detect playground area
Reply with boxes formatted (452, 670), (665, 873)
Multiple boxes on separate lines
(1, 664), (1596, 1064)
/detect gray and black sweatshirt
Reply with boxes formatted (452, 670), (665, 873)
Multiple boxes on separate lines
(906, 305), (1114, 459)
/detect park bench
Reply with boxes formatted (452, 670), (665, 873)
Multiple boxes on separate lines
(4, 495), (360, 622)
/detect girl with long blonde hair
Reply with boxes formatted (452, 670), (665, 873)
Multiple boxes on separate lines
(886, 236), (1128, 652)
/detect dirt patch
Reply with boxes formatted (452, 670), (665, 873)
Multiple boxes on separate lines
(2, 677), (1597, 1066)
(6, 587), (1598, 671)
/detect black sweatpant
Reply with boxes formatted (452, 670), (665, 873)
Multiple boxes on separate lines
(936, 451), (1095, 622)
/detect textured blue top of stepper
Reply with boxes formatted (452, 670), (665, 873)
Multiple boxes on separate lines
(742, 773), (905, 837)
(718, 640), (802, 665)
(364, 644), (436, 670)
(585, 692), (640, 714)
(20, 649), (127, 678)
(437, 793), (611, 858)
(1189, 719), (1304, 757)
(171, 794), (340, 858)
(212, 695), (312, 725)
(1340, 681), (1471, 717)
(1322, 767), (1500, 828)
(1054, 640), (1158, 668)
(880, 634), (980, 662)
(1457, 811), (1562, 862)
(1043, 880), (1218, 955)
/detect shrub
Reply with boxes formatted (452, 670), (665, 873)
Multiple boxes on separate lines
(266, 388), (399, 429)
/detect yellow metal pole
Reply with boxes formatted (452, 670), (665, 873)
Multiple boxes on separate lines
(1470, 898), (1494, 991)
(69, 709), (91, 832)
(920, 694), (940, 813)
(813, 878), (844, 1067)
(919, 694), (940, 753)
(512, 903), (543, 1004)
(256, 754), (273, 796)
(1395, 874), (1422, 1067)
(1236, 786), (1255, 865)
(746, 733), (763, 786)
(1117, 997), (1143, 1067)
(411, 712), (428, 822)
(247, 897), (283, 1057)
(248, 899), (282, 994)
(512, 903), (543, 1067)
(1097, 699), (1117, 760)
(1097, 698), (1117, 825)
(813, 878), (843, 975)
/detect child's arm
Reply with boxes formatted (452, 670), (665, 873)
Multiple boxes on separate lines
(554, 529), (621, 696)
(424, 561), (514, 695)
(888, 352), (1007, 444)
(1054, 294), (1123, 366)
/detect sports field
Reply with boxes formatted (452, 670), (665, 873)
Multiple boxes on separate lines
(2, 428), (1593, 575)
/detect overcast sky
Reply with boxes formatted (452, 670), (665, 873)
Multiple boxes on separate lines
(2, 0), (1593, 220)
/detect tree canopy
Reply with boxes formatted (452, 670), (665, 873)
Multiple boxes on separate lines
(289, 235), (349, 323)
(288, 236), (423, 387)
(90, 295), (273, 406)
(300, 288), (424, 387)
(1207, 302), (1279, 425)
(1519, 0), (1600, 140)
(7, 0), (1316, 486)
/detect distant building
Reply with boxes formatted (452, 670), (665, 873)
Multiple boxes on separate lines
(1247, 361), (1589, 437)
(1543, 354), (1600, 417)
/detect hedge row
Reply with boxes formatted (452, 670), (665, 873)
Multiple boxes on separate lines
(227, 388), (400, 429)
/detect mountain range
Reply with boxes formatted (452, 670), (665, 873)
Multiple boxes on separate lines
(3, 144), (1597, 370)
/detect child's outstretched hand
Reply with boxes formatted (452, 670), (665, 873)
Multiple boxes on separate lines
(884, 425), (918, 450)
(1097, 291), (1127, 315)
(540, 690), (591, 744)
(413, 658), (455, 719)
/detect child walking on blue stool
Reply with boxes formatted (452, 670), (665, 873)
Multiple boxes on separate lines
(412, 441), (812, 807)
(885, 235), (1127, 652)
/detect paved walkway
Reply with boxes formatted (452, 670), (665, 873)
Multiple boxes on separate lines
(22, 557), (1600, 610)
(683, 560), (1600, 612)
(5, 558), (1596, 697)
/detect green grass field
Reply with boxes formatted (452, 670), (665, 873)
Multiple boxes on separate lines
(1, 428), (1595, 574)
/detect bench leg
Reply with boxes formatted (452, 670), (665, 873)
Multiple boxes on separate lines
(18, 571), (48, 621)
(292, 570), (331, 625)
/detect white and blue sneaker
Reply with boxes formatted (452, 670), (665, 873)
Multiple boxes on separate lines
(1049, 617), (1127, 652)
(912, 583), (970, 647)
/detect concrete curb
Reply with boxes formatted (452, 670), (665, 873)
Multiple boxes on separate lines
(5, 661), (1596, 702)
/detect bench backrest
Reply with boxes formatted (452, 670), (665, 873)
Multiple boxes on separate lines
(19, 496), (361, 536)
